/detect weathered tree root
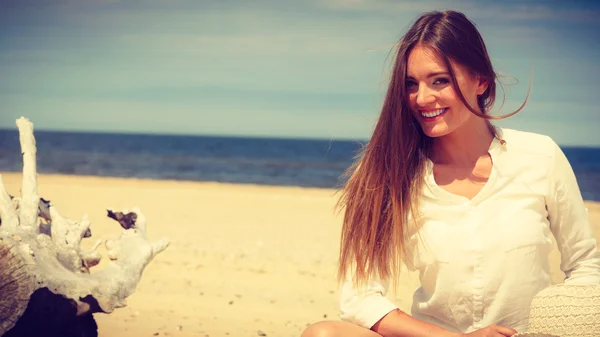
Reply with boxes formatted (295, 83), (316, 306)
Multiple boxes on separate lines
(0, 117), (170, 336)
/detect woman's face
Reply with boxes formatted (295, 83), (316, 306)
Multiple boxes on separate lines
(406, 45), (487, 138)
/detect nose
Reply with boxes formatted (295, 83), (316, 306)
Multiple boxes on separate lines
(415, 84), (435, 107)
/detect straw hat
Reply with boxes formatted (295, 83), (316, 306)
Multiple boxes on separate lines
(513, 283), (600, 337)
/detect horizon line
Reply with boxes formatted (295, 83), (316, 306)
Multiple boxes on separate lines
(0, 127), (597, 149)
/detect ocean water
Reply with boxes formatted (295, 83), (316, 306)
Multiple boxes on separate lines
(0, 130), (598, 201)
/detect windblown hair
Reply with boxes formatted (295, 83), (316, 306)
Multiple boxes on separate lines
(337, 10), (528, 286)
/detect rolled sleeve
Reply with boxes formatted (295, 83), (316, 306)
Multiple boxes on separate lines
(547, 140), (600, 284)
(339, 276), (399, 329)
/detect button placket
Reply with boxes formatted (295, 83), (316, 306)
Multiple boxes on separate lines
(472, 251), (484, 328)
(468, 206), (485, 329)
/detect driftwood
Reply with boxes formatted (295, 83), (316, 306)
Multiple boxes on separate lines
(0, 117), (170, 336)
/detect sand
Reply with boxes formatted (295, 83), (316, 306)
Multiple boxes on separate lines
(1, 172), (599, 337)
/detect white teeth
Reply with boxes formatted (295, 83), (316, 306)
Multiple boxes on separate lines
(420, 108), (446, 118)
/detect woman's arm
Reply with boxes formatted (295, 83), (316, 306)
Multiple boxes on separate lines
(340, 277), (458, 336)
(339, 278), (516, 337)
(372, 309), (460, 337)
(373, 310), (517, 337)
(339, 276), (399, 329)
(547, 140), (600, 283)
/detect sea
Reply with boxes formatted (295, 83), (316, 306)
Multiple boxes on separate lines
(0, 130), (598, 201)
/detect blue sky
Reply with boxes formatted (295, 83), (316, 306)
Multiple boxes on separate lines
(1, 0), (599, 146)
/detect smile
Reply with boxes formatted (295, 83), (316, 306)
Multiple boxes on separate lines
(420, 108), (448, 119)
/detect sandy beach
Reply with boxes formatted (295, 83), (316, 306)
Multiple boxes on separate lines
(2, 172), (599, 337)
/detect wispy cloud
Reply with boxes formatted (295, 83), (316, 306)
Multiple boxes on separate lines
(0, 0), (598, 145)
(317, 0), (600, 24)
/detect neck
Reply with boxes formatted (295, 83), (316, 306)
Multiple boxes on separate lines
(431, 118), (494, 166)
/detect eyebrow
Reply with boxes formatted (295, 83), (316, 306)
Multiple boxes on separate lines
(406, 71), (449, 80)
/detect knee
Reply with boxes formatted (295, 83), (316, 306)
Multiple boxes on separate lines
(301, 321), (339, 337)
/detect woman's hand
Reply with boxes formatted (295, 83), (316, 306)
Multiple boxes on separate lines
(463, 324), (517, 337)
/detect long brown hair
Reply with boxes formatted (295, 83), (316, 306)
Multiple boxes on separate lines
(337, 10), (528, 286)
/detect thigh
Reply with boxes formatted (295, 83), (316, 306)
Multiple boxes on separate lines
(301, 320), (382, 337)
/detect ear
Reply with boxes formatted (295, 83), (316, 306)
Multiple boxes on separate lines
(476, 77), (488, 96)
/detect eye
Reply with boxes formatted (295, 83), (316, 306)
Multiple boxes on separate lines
(406, 80), (418, 90)
(433, 77), (450, 85)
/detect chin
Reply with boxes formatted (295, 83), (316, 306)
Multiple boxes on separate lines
(420, 125), (451, 139)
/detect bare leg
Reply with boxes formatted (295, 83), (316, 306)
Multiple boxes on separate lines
(301, 321), (382, 337)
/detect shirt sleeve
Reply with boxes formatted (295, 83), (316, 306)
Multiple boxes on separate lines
(546, 140), (600, 284)
(339, 275), (399, 329)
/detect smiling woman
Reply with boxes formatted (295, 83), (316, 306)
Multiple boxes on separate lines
(406, 46), (490, 139)
(301, 9), (600, 337)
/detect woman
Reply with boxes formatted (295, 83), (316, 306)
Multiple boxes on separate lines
(302, 10), (600, 337)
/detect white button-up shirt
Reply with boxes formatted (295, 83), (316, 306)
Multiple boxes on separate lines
(339, 128), (600, 333)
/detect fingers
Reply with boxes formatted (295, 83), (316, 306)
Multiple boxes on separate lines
(494, 325), (518, 336)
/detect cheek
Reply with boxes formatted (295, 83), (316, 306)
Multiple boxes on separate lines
(439, 86), (458, 102)
(408, 94), (419, 115)
(408, 93), (416, 106)
(440, 85), (475, 112)
(453, 79), (479, 102)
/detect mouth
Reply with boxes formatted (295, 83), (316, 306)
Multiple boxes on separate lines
(419, 108), (448, 120)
